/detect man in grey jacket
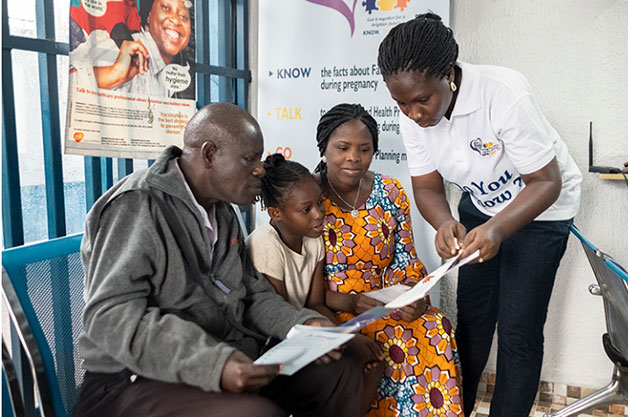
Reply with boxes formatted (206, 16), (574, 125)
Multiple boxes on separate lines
(73, 103), (366, 417)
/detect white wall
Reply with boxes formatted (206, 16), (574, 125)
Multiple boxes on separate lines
(250, 0), (628, 388)
(440, 0), (628, 387)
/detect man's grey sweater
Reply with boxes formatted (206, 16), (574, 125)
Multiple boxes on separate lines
(79, 146), (321, 392)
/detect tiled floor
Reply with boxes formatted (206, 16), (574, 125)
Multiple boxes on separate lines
(469, 389), (628, 417)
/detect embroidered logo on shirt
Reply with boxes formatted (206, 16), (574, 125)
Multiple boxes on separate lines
(231, 236), (238, 245)
(470, 138), (501, 156)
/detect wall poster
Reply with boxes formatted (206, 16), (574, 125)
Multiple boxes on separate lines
(65, 0), (196, 159)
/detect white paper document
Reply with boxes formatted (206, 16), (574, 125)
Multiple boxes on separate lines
(336, 305), (395, 333)
(335, 250), (481, 328)
(385, 250), (480, 309)
(254, 325), (354, 375)
(254, 250), (479, 375)
(365, 284), (412, 303)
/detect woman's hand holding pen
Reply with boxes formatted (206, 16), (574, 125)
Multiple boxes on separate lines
(435, 219), (467, 259)
(458, 222), (505, 263)
(435, 218), (503, 263)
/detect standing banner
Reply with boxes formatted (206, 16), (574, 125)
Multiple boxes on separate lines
(257, 0), (450, 273)
(65, 0), (196, 159)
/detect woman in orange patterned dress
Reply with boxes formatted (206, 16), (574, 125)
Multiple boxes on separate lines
(314, 103), (464, 417)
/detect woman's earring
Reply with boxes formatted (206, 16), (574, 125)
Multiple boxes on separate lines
(321, 156), (327, 163)
(450, 80), (457, 92)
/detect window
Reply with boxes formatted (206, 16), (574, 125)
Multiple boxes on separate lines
(2, 0), (251, 248)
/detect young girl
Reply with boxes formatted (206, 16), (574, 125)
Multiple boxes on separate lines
(246, 153), (383, 416)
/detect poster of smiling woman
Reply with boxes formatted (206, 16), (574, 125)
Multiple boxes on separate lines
(65, 0), (196, 159)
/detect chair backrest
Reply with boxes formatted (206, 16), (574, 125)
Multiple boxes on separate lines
(2, 234), (85, 417)
(570, 225), (628, 360)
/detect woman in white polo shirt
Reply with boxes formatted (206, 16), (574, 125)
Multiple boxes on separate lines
(377, 13), (582, 417)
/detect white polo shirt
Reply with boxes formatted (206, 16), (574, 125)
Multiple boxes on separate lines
(400, 62), (582, 220)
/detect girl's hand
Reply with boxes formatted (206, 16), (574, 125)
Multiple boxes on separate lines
(435, 220), (467, 258)
(396, 297), (429, 322)
(459, 222), (505, 263)
(351, 293), (384, 315)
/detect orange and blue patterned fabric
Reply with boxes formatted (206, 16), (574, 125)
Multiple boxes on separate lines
(323, 173), (464, 417)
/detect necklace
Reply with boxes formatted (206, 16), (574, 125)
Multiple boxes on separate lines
(328, 177), (362, 218)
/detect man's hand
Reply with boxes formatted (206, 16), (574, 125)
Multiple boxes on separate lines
(396, 297), (429, 322)
(435, 219), (467, 258)
(220, 350), (281, 393)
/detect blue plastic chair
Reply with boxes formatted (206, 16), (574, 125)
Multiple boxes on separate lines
(545, 225), (628, 416)
(2, 233), (85, 417)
